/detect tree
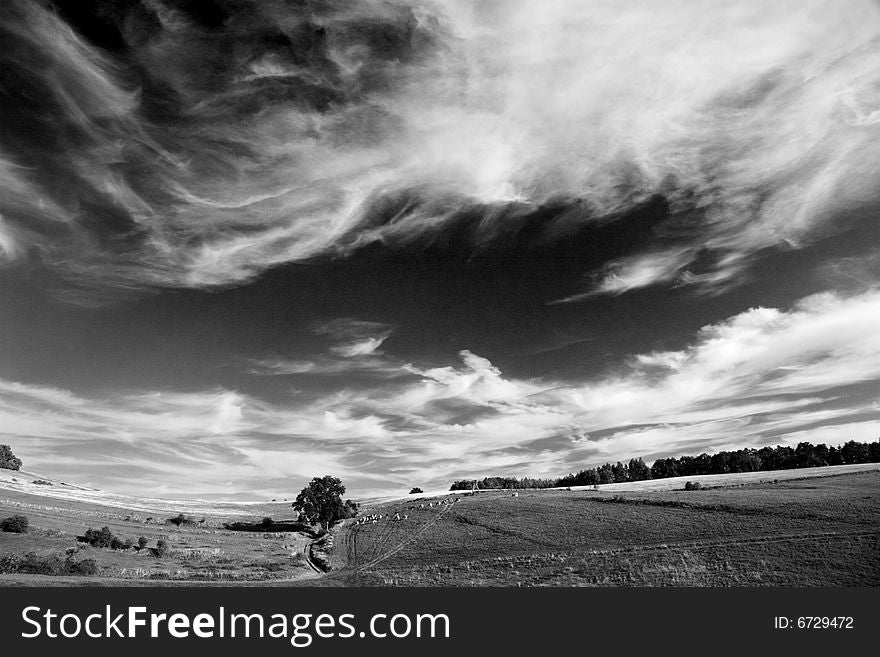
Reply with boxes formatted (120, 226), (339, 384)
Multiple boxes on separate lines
(409, 487), (423, 494)
(627, 458), (651, 481)
(611, 461), (629, 483)
(597, 463), (615, 484)
(650, 458), (677, 479)
(292, 475), (349, 530)
(841, 440), (870, 464)
(870, 439), (880, 463)
(0, 444), (22, 471)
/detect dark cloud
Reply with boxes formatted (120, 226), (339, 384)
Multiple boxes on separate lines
(3, 0), (879, 304)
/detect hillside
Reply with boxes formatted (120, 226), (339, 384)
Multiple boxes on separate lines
(0, 469), (279, 519)
(1, 463), (878, 586)
(324, 466), (880, 586)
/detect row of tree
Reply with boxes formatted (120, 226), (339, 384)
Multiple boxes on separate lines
(449, 439), (880, 490)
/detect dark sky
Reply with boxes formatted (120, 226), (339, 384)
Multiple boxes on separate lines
(1, 0), (879, 498)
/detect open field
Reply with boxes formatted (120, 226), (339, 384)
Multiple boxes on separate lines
(0, 473), (318, 584)
(1, 464), (878, 586)
(324, 468), (880, 586)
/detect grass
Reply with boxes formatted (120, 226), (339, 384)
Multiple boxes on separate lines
(325, 471), (880, 586)
(0, 488), (314, 583)
(1, 467), (877, 586)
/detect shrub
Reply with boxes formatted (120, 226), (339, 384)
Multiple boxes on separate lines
(137, 536), (148, 550)
(0, 552), (98, 576)
(341, 499), (359, 519)
(167, 513), (194, 527)
(68, 558), (98, 576)
(83, 526), (115, 548)
(156, 539), (169, 558)
(0, 553), (23, 572)
(20, 552), (63, 575)
(261, 517), (273, 528)
(684, 481), (703, 491)
(0, 444), (22, 470)
(409, 487), (423, 494)
(0, 514), (29, 533)
(108, 536), (133, 550)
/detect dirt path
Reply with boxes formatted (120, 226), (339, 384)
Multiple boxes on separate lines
(314, 500), (459, 579)
(303, 537), (324, 574)
(352, 500), (457, 572)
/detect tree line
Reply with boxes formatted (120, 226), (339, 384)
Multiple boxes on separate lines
(449, 439), (880, 490)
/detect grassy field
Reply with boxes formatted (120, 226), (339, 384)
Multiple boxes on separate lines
(1, 465), (878, 586)
(323, 470), (880, 586)
(0, 482), (317, 584)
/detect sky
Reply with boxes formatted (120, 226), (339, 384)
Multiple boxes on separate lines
(1, 0), (880, 500)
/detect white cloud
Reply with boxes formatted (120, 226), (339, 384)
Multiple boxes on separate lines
(554, 249), (694, 301)
(3, 289), (880, 496)
(330, 336), (388, 358)
(250, 317), (396, 374)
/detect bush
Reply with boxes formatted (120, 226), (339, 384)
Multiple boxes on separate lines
(107, 536), (133, 550)
(167, 513), (194, 527)
(341, 499), (359, 519)
(684, 481), (703, 491)
(137, 536), (148, 550)
(0, 444), (22, 470)
(83, 526), (116, 548)
(0, 552), (98, 576)
(82, 526), (135, 550)
(409, 487), (423, 494)
(261, 517), (273, 528)
(0, 553), (22, 573)
(66, 557), (98, 576)
(0, 514), (29, 533)
(156, 539), (169, 557)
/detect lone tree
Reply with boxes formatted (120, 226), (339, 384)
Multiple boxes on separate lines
(409, 487), (423, 494)
(0, 444), (22, 471)
(293, 475), (358, 531)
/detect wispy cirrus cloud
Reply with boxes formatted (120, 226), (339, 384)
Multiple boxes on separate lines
(553, 248), (695, 302)
(315, 318), (393, 357)
(2, 1), (880, 301)
(249, 317), (396, 375)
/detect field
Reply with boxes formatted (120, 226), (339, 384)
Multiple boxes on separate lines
(1, 465), (879, 586)
(0, 470), (317, 584)
(325, 468), (880, 586)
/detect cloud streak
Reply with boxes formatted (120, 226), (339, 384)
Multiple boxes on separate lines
(3, 288), (879, 496)
(1, 1), (879, 300)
